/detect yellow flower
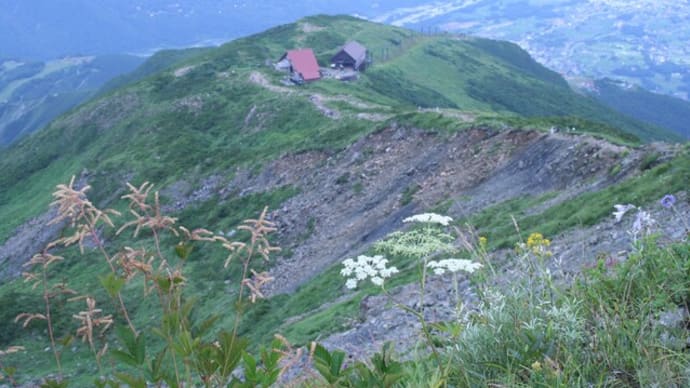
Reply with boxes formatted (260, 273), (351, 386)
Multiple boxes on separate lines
(478, 236), (488, 248)
(526, 232), (552, 256)
(527, 232), (550, 248)
(531, 361), (542, 372)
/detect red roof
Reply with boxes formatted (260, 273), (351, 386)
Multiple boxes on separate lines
(285, 49), (321, 81)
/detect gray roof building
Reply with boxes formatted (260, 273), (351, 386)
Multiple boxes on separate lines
(331, 41), (368, 71)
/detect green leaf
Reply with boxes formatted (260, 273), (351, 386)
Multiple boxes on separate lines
(59, 334), (74, 347)
(330, 349), (346, 378)
(175, 242), (194, 260)
(116, 325), (136, 353)
(111, 349), (139, 367)
(161, 311), (181, 336)
(113, 325), (146, 367)
(242, 351), (257, 379)
(312, 343), (347, 384)
(173, 329), (193, 357)
(3, 366), (16, 377)
(151, 327), (167, 341)
(145, 349), (167, 383)
(99, 273), (126, 298)
(40, 380), (70, 388)
(193, 343), (219, 380)
(313, 343), (331, 365)
(135, 332), (146, 365)
(215, 331), (248, 380)
(242, 351), (256, 373)
(114, 373), (147, 388)
(193, 314), (220, 337)
(155, 275), (172, 293)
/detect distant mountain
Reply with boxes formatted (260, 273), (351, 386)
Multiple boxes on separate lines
(374, 0), (690, 101)
(0, 55), (145, 145)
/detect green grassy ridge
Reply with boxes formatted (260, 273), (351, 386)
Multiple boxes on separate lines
(386, 111), (641, 146)
(96, 15), (682, 141)
(590, 78), (690, 140)
(98, 48), (214, 95)
(0, 73), (371, 242)
(464, 38), (568, 88)
(0, 14), (680, 243)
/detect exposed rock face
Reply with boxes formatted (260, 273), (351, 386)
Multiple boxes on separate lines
(0, 208), (62, 280)
(258, 127), (641, 296)
(112, 126), (661, 297)
(0, 127), (675, 289)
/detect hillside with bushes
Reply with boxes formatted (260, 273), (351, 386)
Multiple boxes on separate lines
(0, 15), (688, 386)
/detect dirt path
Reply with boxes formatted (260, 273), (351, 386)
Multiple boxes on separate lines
(308, 94), (340, 118)
(248, 71), (390, 121)
(249, 71), (294, 94)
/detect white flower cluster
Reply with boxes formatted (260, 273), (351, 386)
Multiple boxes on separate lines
(632, 209), (655, 236)
(403, 213), (453, 226)
(341, 255), (399, 289)
(612, 204), (657, 239)
(613, 204), (636, 223)
(427, 259), (483, 275)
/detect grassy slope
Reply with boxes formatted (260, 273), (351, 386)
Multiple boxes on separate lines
(0, 15), (687, 381)
(591, 78), (690, 140)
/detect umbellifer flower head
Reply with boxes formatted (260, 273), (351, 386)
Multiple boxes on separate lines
(403, 213), (453, 226)
(341, 255), (399, 289)
(427, 259), (483, 275)
(660, 194), (676, 209)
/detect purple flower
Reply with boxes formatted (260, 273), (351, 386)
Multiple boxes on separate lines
(660, 194), (676, 209)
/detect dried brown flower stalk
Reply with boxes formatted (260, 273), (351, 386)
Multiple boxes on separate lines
(0, 346), (24, 357)
(73, 297), (114, 349)
(121, 181), (154, 212)
(116, 247), (154, 284)
(19, 177), (287, 384)
(273, 334), (304, 378)
(118, 188), (178, 238)
(179, 226), (216, 242)
(49, 176), (120, 253)
(237, 207), (281, 262)
(47, 177), (139, 334)
(221, 239), (247, 268)
(24, 252), (64, 269)
(242, 270), (274, 303)
(18, 251), (76, 375)
(14, 312), (47, 328)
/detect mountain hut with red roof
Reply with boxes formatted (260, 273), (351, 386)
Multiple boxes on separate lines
(276, 48), (321, 84)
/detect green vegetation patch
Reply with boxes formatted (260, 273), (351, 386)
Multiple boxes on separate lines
(467, 149), (690, 249)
